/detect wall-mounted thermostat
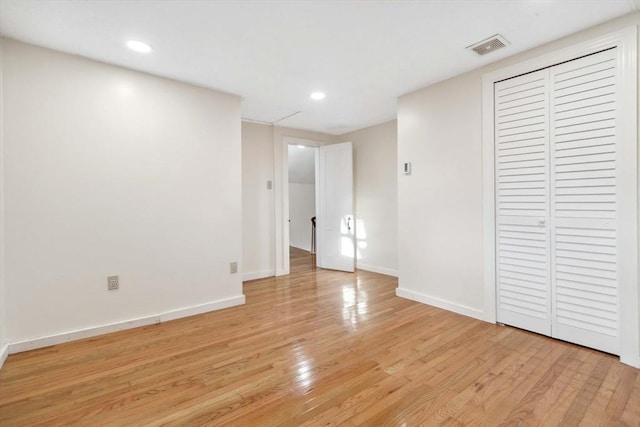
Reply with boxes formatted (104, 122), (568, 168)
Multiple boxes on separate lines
(403, 162), (412, 175)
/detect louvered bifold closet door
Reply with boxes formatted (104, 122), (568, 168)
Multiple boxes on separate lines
(495, 69), (551, 336)
(550, 48), (618, 354)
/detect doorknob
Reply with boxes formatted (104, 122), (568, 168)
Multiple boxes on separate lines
(347, 217), (351, 231)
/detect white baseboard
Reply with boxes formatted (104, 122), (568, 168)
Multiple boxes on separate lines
(242, 270), (275, 282)
(0, 342), (8, 369)
(396, 288), (486, 322)
(159, 295), (245, 322)
(357, 263), (398, 277)
(8, 295), (245, 355)
(620, 354), (640, 369)
(9, 316), (158, 354)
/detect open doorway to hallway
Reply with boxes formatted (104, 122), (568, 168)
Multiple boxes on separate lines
(288, 144), (317, 273)
(289, 246), (316, 274)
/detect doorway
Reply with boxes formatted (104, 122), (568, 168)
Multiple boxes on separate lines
(288, 143), (318, 274)
(275, 136), (355, 276)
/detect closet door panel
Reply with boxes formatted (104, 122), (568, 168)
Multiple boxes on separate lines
(495, 69), (551, 335)
(550, 48), (618, 354)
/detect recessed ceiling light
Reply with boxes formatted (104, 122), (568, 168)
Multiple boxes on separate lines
(126, 40), (152, 53)
(298, 145), (305, 149)
(310, 91), (326, 100)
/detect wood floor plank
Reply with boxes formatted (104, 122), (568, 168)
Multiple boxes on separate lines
(560, 355), (613, 426)
(620, 372), (640, 426)
(446, 333), (548, 425)
(0, 247), (638, 425)
(578, 357), (627, 426)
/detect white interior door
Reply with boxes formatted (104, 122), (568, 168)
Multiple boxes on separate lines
(550, 48), (619, 354)
(317, 142), (354, 272)
(495, 69), (552, 336)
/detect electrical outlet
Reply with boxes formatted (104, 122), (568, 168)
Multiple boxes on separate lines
(230, 262), (238, 274)
(107, 275), (119, 290)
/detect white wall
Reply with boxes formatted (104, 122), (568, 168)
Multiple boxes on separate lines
(0, 38), (7, 366)
(241, 121), (274, 281)
(2, 39), (244, 348)
(288, 183), (315, 251)
(398, 74), (484, 317)
(340, 120), (398, 276)
(397, 13), (640, 322)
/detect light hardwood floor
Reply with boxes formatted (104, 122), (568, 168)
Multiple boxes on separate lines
(0, 248), (638, 425)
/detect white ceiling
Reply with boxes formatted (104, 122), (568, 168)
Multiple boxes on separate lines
(288, 145), (316, 185)
(0, 1), (636, 134)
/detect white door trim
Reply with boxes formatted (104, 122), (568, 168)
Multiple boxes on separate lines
(482, 27), (638, 367)
(275, 136), (323, 276)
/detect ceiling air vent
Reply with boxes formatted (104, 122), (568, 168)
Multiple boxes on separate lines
(466, 34), (510, 56)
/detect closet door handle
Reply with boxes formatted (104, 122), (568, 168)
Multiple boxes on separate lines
(538, 219), (546, 226)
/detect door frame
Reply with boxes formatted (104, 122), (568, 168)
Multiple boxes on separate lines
(275, 136), (323, 276)
(481, 27), (638, 367)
